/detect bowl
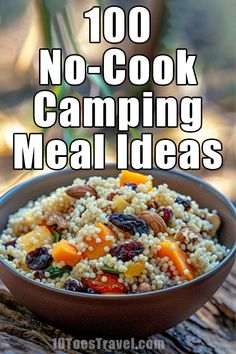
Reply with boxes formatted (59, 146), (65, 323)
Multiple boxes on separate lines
(0, 166), (235, 338)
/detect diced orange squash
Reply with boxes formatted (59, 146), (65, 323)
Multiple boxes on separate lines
(84, 223), (115, 260)
(52, 239), (82, 266)
(156, 242), (194, 280)
(119, 170), (153, 190)
(113, 195), (129, 213)
(16, 226), (54, 252)
(125, 260), (145, 277)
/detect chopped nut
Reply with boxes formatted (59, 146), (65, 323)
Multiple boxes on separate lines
(147, 200), (158, 210)
(47, 214), (67, 230)
(207, 214), (221, 236)
(175, 228), (188, 243)
(139, 211), (167, 235)
(65, 185), (97, 199)
(137, 282), (152, 292)
(103, 205), (112, 215)
(175, 227), (201, 245)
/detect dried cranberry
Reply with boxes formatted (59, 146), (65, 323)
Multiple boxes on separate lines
(25, 247), (52, 270)
(34, 270), (46, 280)
(124, 183), (137, 191)
(4, 239), (17, 248)
(109, 213), (149, 235)
(157, 207), (173, 222)
(110, 241), (144, 262)
(175, 196), (192, 211)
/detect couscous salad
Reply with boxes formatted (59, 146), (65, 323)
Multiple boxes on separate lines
(0, 171), (228, 294)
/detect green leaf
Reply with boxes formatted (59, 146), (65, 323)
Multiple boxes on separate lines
(37, 0), (53, 49)
(64, 128), (73, 145)
(53, 16), (67, 55)
(52, 230), (61, 243)
(96, 0), (104, 10)
(46, 265), (72, 279)
(53, 81), (69, 100)
(129, 127), (140, 139)
(89, 75), (113, 97)
(101, 267), (120, 275)
(62, 8), (113, 97)
(44, 0), (71, 14)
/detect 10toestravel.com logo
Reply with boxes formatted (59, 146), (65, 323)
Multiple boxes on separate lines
(52, 337), (165, 351)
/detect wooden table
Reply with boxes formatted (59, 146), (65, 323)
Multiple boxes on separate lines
(0, 263), (235, 354)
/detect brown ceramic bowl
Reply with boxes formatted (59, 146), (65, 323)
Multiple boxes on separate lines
(0, 167), (235, 338)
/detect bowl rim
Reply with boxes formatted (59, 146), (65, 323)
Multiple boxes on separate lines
(0, 166), (235, 300)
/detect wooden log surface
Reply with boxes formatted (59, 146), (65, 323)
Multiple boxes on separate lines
(0, 263), (235, 354)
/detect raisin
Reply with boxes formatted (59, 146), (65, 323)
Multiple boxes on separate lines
(183, 199), (192, 211)
(64, 278), (87, 292)
(175, 196), (184, 204)
(64, 278), (99, 294)
(175, 196), (192, 211)
(34, 270), (46, 280)
(110, 241), (144, 261)
(109, 213), (149, 235)
(25, 247), (53, 270)
(8, 255), (14, 262)
(124, 183), (137, 191)
(157, 207), (173, 222)
(4, 239), (17, 248)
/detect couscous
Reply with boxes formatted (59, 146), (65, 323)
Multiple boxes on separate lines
(0, 170), (228, 294)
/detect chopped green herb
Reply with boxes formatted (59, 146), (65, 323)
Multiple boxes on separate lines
(52, 230), (61, 243)
(46, 265), (72, 279)
(101, 267), (120, 275)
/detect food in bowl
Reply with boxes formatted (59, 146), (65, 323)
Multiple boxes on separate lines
(0, 170), (228, 295)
